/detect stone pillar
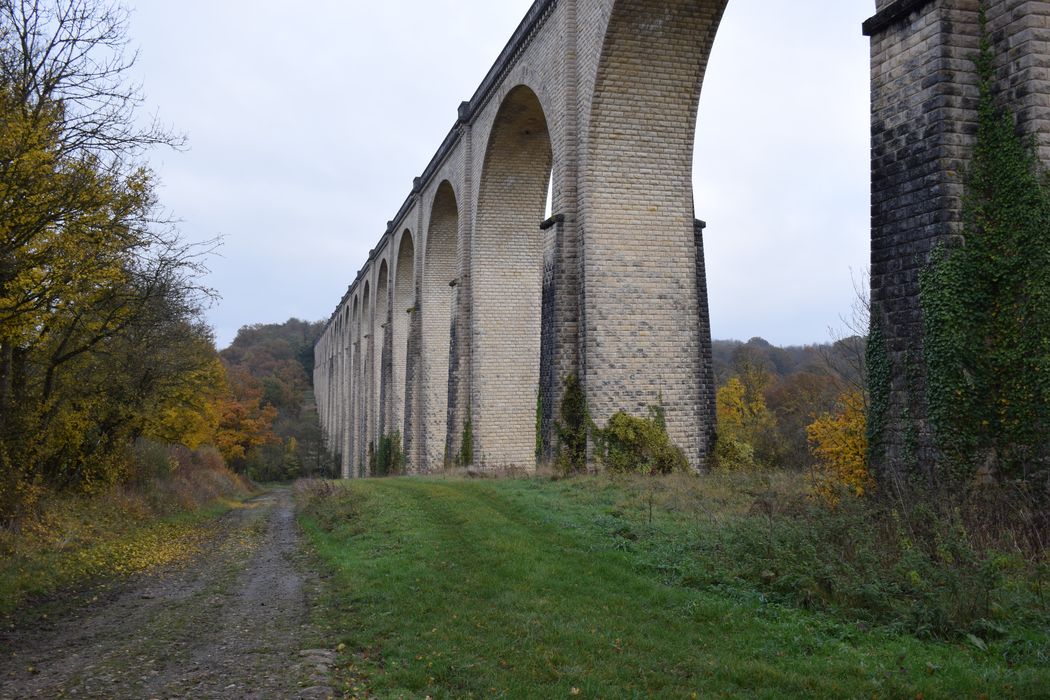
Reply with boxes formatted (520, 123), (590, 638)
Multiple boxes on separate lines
(403, 303), (422, 472)
(342, 344), (353, 480)
(694, 219), (716, 468)
(444, 282), (461, 466)
(453, 116), (474, 467)
(864, 0), (1050, 485)
(539, 216), (560, 463)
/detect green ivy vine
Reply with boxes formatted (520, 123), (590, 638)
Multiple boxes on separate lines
(919, 8), (1050, 486)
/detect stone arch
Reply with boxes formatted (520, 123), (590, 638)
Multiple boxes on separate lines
(374, 259), (389, 443)
(582, 0), (725, 468)
(360, 280), (372, 475)
(421, 181), (459, 472)
(392, 230), (415, 442)
(473, 84), (553, 469)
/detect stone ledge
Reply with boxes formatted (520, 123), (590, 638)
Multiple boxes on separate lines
(863, 0), (938, 37)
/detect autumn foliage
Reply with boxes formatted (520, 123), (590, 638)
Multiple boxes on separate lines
(711, 338), (872, 505)
(0, 1), (279, 527)
(806, 391), (872, 504)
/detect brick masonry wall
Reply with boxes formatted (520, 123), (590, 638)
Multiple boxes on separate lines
(694, 220), (717, 465)
(866, 0), (1050, 482)
(579, 0), (725, 469)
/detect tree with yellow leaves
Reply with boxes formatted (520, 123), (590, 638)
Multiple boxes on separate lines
(0, 0), (215, 527)
(714, 375), (778, 470)
(806, 390), (872, 505)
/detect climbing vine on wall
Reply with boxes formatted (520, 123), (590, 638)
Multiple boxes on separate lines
(555, 375), (588, 474)
(865, 313), (891, 472)
(919, 11), (1050, 487)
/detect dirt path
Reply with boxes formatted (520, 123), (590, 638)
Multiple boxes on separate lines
(0, 488), (335, 699)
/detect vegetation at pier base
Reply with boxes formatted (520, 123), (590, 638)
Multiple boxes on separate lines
(458, 411), (474, 468)
(300, 475), (1049, 698)
(919, 15), (1050, 493)
(371, 432), (404, 477)
(554, 374), (587, 474)
(593, 404), (688, 475)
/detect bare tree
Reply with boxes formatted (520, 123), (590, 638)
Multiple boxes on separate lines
(0, 0), (183, 162)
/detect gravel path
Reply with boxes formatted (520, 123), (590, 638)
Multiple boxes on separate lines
(0, 487), (334, 699)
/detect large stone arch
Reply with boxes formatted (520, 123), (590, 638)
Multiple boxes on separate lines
(473, 84), (553, 469)
(582, 0), (726, 469)
(421, 181), (460, 472)
(374, 259), (389, 443)
(392, 230), (415, 443)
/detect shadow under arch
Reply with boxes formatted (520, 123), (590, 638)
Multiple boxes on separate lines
(421, 181), (459, 472)
(473, 84), (553, 469)
(583, 0), (726, 468)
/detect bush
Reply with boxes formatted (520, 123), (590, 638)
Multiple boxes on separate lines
(373, 432), (404, 477)
(129, 438), (177, 487)
(594, 407), (688, 475)
(555, 375), (588, 474)
(713, 376), (778, 471)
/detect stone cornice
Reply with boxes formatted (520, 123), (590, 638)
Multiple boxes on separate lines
(862, 0), (937, 37)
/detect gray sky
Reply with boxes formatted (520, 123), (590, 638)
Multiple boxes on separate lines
(130, 0), (873, 349)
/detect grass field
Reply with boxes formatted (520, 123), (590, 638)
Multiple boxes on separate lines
(299, 475), (1049, 699)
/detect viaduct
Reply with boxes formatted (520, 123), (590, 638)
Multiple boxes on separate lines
(314, 0), (1050, 480)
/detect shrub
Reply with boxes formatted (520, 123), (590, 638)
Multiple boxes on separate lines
(129, 438), (177, 486)
(458, 412), (473, 468)
(594, 407), (688, 475)
(555, 375), (588, 474)
(373, 432), (404, 477)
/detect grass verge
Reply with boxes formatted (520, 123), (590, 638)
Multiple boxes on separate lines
(299, 475), (1048, 699)
(0, 459), (252, 616)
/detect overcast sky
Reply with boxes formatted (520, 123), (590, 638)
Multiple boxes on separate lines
(129, 0), (874, 349)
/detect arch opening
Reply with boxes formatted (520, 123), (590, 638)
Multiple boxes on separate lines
(374, 260), (389, 444)
(421, 181), (459, 472)
(392, 231), (415, 444)
(473, 85), (553, 470)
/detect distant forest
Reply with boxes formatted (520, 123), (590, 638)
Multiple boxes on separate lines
(710, 336), (866, 472)
(221, 324), (865, 480)
(220, 319), (334, 481)
(713, 336), (864, 387)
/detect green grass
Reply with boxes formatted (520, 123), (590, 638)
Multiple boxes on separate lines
(299, 476), (1048, 699)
